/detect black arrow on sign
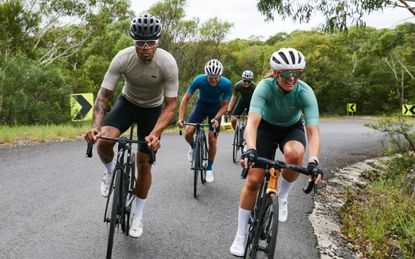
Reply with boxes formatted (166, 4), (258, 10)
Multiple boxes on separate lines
(350, 104), (356, 112)
(404, 105), (409, 115)
(73, 95), (92, 120)
(410, 105), (415, 115)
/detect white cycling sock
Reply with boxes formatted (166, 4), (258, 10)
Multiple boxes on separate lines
(104, 161), (115, 174)
(278, 177), (295, 200)
(134, 197), (146, 219)
(236, 207), (251, 236)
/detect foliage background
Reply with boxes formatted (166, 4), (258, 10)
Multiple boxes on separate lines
(0, 0), (414, 125)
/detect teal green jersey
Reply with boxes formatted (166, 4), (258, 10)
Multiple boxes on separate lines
(250, 77), (319, 126)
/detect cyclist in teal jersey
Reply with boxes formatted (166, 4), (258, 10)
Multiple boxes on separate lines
(230, 48), (322, 256)
(177, 59), (232, 183)
(226, 70), (256, 130)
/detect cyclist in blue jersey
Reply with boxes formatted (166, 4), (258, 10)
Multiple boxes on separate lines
(177, 59), (232, 183)
(230, 48), (322, 256)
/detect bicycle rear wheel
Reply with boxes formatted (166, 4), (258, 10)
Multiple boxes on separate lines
(232, 126), (239, 163)
(106, 168), (121, 259)
(244, 193), (279, 259)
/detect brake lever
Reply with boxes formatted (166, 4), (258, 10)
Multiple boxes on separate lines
(240, 161), (252, 179)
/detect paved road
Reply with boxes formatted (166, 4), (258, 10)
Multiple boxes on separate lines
(0, 117), (383, 258)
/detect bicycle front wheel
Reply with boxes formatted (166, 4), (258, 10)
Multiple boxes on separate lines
(244, 193), (279, 259)
(232, 127), (239, 163)
(106, 169), (121, 259)
(193, 141), (200, 198)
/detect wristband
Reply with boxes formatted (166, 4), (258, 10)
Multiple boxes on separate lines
(308, 156), (319, 165)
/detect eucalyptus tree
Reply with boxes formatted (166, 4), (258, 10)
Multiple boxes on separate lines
(256, 0), (413, 31)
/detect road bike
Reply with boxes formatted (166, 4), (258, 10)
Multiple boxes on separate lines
(86, 125), (155, 259)
(180, 122), (216, 198)
(241, 150), (323, 259)
(232, 110), (248, 163)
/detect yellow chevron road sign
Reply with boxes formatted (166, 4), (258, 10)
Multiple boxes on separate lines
(71, 93), (93, 121)
(402, 104), (415, 116)
(347, 103), (356, 113)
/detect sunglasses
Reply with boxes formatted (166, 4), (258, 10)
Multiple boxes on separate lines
(208, 75), (221, 80)
(134, 40), (158, 49)
(279, 70), (302, 79)
(243, 80), (251, 83)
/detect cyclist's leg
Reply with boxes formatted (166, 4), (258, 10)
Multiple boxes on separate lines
(230, 98), (245, 129)
(231, 120), (277, 255)
(204, 102), (222, 171)
(277, 119), (306, 222)
(129, 105), (161, 237)
(98, 95), (134, 164)
(98, 95), (134, 196)
(278, 119), (307, 186)
(186, 102), (205, 148)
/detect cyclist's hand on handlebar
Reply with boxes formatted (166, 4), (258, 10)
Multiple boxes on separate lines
(307, 162), (322, 184)
(210, 118), (219, 128)
(84, 128), (101, 144)
(241, 148), (257, 167)
(145, 135), (160, 151)
(176, 119), (184, 128)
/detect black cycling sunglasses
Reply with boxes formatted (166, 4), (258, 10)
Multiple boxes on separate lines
(279, 70), (302, 79)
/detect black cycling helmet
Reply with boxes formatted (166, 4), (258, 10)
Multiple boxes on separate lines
(130, 13), (162, 40)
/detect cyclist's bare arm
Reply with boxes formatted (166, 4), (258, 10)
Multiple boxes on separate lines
(146, 96), (178, 150)
(227, 94), (237, 113)
(84, 88), (113, 144)
(241, 112), (261, 168)
(211, 100), (230, 127)
(305, 124), (321, 183)
(177, 92), (192, 127)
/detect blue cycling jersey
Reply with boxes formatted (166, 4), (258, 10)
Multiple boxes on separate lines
(186, 74), (232, 103)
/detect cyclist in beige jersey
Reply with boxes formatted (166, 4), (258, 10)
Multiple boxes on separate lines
(84, 13), (179, 238)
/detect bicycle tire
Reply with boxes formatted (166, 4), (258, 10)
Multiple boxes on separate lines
(239, 126), (245, 153)
(200, 131), (207, 184)
(193, 139), (200, 198)
(106, 168), (121, 259)
(245, 193), (279, 259)
(232, 126), (239, 163)
(122, 154), (135, 234)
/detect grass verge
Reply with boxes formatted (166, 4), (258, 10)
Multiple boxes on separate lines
(341, 153), (415, 258)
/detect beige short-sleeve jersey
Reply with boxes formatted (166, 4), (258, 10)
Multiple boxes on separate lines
(101, 46), (179, 107)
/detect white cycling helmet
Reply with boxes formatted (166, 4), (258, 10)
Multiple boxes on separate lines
(270, 48), (306, 70)
(204, 59), (223, 76)
(241, 70), (254, 80)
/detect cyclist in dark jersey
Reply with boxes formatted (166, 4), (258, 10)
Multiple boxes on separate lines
(227, 70), (256, 130)
(230, 48), (321, 256)
(84, 13), (179, 238)
(177, 59), (232, 183)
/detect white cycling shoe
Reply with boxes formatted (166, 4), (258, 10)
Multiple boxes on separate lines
(278, 197), (288, 222)
(206, 170), (214, 183)
(129, 216), (143, 238)
(230, 233), (246, 257)
(100, 172), (112, 198)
